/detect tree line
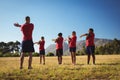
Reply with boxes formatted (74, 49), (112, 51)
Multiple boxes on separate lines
(95, 38), (120, 55)
(0, 41), (20, 57)
(0, 38), (120, 57)
(0, 41), (52, 57)
(0, 41), (20, 53)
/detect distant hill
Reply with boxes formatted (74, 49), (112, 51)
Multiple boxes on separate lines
(45, 38), (113, 55)
(45, 42), (69, 55)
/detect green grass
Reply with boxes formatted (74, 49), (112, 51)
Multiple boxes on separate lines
(0, 55), (120, 80)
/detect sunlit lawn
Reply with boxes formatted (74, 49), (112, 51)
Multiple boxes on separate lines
(0, 55), (120, 80)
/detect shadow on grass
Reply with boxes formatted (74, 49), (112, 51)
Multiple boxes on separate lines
(76, 64), (85, 66)
(63, 63), (84, 66)
(95, 62), (120, 66)
(64, 62), (120, 66)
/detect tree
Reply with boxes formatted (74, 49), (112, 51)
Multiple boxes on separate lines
(0, 41), (21, 54)
(14, 41), (21, 53)
(95, 38), (120, 55)
(80, 46), (86, 55)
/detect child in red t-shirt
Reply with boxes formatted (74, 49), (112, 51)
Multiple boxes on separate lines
(80, 28), (95, 64)
(35, 36), (45, 65)
(52, 33), (63, 65)
(68, 31), (77, 65)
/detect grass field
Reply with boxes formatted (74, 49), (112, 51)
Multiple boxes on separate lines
(0, 55), (120, 80)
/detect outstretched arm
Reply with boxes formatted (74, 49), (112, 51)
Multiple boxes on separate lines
(34, 42), (39, 45)
(52, 39), (56, 41)
(52, 38), (58, 43)
(64, 38), (68, 41)
(14, 23), (21, 27)
(80, 34), (88, 38)
(64, 35), (71, 42)
(68, 36), (72, 41)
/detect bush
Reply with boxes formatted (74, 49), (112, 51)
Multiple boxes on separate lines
(12, 53), (20, 57)
(46, 52), (54, 56)
(2, 53), (12, 57)
(24, 53), (29, 56)
(0, 52), (40, 57)
(76, 51), (81, 56)
(33, 52), (39, 57)
(76, 50), (86, 55)
(0, 53), (3, 57)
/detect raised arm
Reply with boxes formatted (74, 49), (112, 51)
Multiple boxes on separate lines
(52, 39), (56, 41)
(68, 36), (72, 41)
(14, 23), (21, 27)
(64, 38), (68, 41)
(63, 35), (71, 42)
(80, 33), (88, 38)
(52, 38), (58, 43)
(34, 42), (39, 45)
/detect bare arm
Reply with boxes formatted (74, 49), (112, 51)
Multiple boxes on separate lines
(52, 39), (56, 41)
(52, 38), (58, 43)
(64, 35), (71, 42)
(68, 36), (72, 41)
(14, 23), (21, 27)
(64, 38), (68, 41)
(34, 42), (39, 45)
(80, 34), (88, 38)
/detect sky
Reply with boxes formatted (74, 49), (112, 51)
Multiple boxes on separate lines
(0, 0), (120, 52)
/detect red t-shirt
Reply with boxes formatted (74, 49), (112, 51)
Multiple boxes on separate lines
(39, 40), (45, 50)
(69, 36), (77, 48)
(86, 32), (95, 46)
(55, 37), (63, 49)
(21, 23), (34, 41)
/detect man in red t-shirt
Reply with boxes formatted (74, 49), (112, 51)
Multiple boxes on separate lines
(14, 16), (34, 69)
(34, 36), (45, 65)
(80, 28), (95, 64)
(52, 33), (63, 65)
(68, 31), (77, 65)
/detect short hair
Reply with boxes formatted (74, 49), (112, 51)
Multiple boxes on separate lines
(58, 33), (62, 36)
(41, 36), (44, 39)
(72, 31), (76, 34)
(89, 28), (94, 32)
(25, 16), (30, 20)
